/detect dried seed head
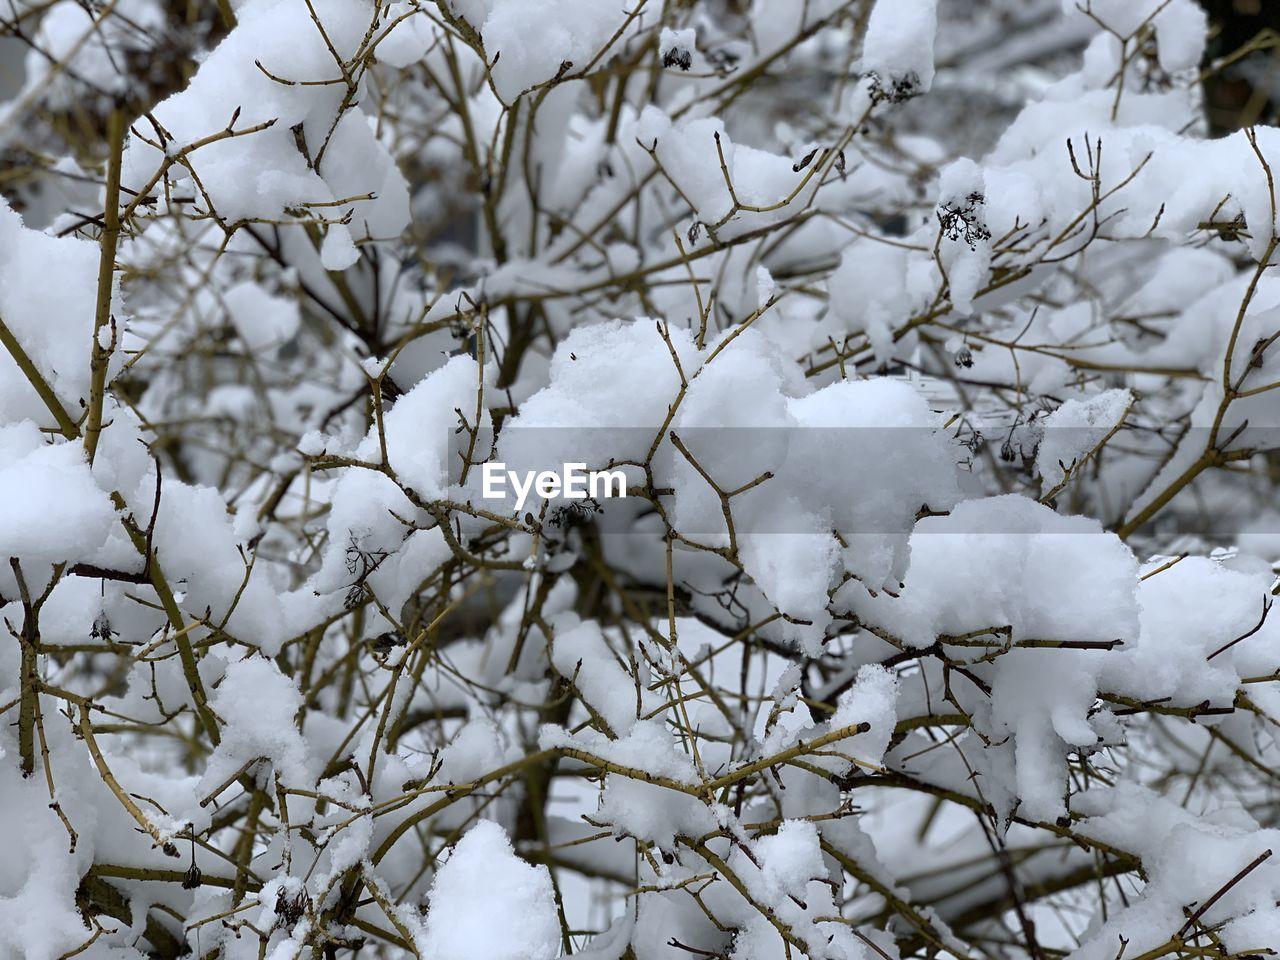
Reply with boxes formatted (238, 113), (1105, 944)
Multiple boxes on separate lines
(662, 46), (693, 71)
(91, 611), (114, 641)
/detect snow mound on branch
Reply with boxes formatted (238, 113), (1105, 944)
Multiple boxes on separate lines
(856, 497), (1140, 821)
(0, 198), (118, 427)
(1061, 0), (1207, 72)
(434, 718), (515, 785)
(151, 480), (290, 655)
(498, 320), (962, 653)
(550, 613), (659, 735)
(636, 108), (819, 241)
(978, 93), (1280, 263)
(829, 664), (900, 772)
(541, 720), (717, 850)
(364, 354), (488, 501)
(1036, 388), (1132, 493)
(122, 0), (410, 267)
(202, 656), (311, 792)
(0, 751), (97, 960)
(313, 355), (486, 597)
(0, 422), (118, 574)
(223, 281), (301, 352)
(828, 238), (933, 366)
(1106, 557), (1280, 708)
(421, 820), (560, 960)
(480, 0), (645, 102)
(496, 318), (698, 479)
(1070, 783), (1280, 960)
(722, 818), (872, 959)
(862, 495), (1139, 647)
(862, 0), (938, 97)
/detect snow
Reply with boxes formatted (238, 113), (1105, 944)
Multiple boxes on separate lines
(829, 664), (899, 772)
(1069, 784), (1280, 960)
(863, 0), (939, 97)
(550, 613), (658, 735)
(659, 27), (696, 72)
(1062, 0), (1208, 72)
(366, 354), (487, 500)
(0, 198), (115, 425)
(1036, 388), (1132, 493)
(721, 817), (870, 959)
(420, 821), (560, 960)
(121, 0), (409, 248)
(1104, 556), (1280, 707)
(1150, 0), (1209, 73)
(151, 479), (290, 654)
(0, 422), (118, 574)
(542, 720), (718, 849)
(497, 318), (696, 478)
(202, 656), (311, 792)
(364, 526), (453, 618)
(504, 319), (961, 652)
(827, 240), (918, 366)
(223, 281), (301, 352)
(434, 718), (514, 784)
(311, 355), (487, 595)
(375, 3), (440, 68)
(854, 494), (1140, 648)
(637, 108), (817, 240)
(0, 760), (96, 960)
(480, 0), (643, 102)
(936, 158), (992, 314)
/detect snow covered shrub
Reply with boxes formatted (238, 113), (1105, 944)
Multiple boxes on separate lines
(7, 0), (1280, 957)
